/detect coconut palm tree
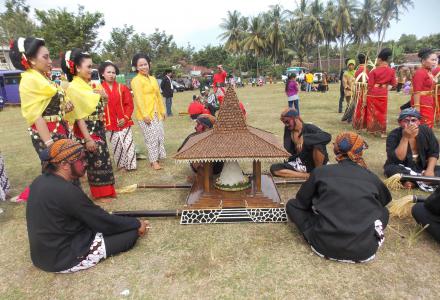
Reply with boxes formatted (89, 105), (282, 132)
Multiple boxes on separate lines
(322, 1), (337, 72)
(219, 10), (242, 55)
(242, 15), (266, 76)
(375, 0), (413, 55)
(351, 0), (378, 55)
(284, 0), (310, 66)
(308, 0), (325, 70)
(335, 0), (355, 72)
(266, 4), (286, 65)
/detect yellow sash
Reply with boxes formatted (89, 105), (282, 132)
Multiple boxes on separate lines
(65, 76), (100, 124)
(19, 69), (58, 125)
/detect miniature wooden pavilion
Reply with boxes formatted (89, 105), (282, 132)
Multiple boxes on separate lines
(174, 87), (291, 224)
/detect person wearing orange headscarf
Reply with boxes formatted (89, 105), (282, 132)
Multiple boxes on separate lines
(27, 139), (148, 273)
(286, 131), (391, 263)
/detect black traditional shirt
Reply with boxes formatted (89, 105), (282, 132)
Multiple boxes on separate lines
(26, 173), (140, 272)
(384, 125), (439, 172)
(289, 160), (391, 261)
(283, 123), (331, 171)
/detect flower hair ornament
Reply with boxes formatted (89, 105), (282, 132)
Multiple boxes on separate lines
(131, 58), (136, 72)
(64, 50), (75, 75)
(17, 37), (30, 69)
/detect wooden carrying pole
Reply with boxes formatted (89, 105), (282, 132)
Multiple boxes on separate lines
(112, 210), (181, 218)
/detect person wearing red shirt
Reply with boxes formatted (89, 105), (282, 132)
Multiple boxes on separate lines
(100, 61), (136, 171)
(212, 65), (227, 104)
(352, 53), (370, 130)
(411, 48), (438, 128)
(188, 95), (210, 119)
(365, 48), (397, 136)
(432, 55), (440, 125)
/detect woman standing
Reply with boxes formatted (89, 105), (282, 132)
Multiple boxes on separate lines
(62, 49), (116, 201)
(10, 37), (73, 155)
(365, 48), (397, 136)
(285, 73), (300, 113)
(0, 153), (10, 201)
(99, 61), (136, 171)
(130, 53), (166, 170)
(9, 37), (73, 201)
(411, 48), (438, 128)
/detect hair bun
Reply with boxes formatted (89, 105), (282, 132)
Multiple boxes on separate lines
(418, 48), (433, 59)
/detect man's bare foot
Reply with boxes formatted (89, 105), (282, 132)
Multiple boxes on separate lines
(403, 181), (415, 189)
(151, 161), (162, 170)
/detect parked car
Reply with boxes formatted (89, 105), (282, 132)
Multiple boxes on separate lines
(172, 80), (185, 92)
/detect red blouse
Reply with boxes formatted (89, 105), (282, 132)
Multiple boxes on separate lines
(355, 65), (369, 79)
(412, 68), (435, 93)
(212, 70), (227, 88)
(102, 81), (134, 131)
(367, 65), (396, 96)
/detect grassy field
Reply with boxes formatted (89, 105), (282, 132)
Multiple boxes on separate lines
(1, 83), (439, 299)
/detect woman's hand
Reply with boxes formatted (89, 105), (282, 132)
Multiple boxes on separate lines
(144, 116), (151, 125)
(117, 119), (126, 127)
(85, 139), (97, 152)
(65, 100), (74, 113)
(295, 135), (304, 153)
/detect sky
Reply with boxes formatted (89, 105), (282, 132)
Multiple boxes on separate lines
(5, 0), (439, 50)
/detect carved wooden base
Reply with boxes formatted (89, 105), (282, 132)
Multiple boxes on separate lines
(185, 174), (283, 209)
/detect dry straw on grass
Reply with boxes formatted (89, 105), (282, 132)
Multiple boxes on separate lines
(389, 194), (415, 219)
(383, 173), (404, 191)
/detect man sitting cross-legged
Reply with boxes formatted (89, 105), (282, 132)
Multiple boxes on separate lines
(384, 108), (440, 190)
(286, 132), (391, 263)
(270, 109), (331, 179)
(26, 139), (149, 273)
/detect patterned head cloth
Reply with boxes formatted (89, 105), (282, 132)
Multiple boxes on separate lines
(398, 108), (421, 121)
(280, 108), (300, 119)
(43, 139), (84, 164)
(197, 114), (216, 128)
(334, 132), (368, 168)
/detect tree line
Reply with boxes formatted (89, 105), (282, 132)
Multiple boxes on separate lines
(1, 0), (439, 77)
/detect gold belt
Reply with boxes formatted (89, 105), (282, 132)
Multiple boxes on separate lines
(373, 84), (387, 88)
(86, 115), (103, 122)
(413, 91), (433, 96)
(43, 115), (61, 122)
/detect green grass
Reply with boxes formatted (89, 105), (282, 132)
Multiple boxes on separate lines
(1, 83), (440, 299)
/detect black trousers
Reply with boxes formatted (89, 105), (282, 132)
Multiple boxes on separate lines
(104, 229), (139, 257)
(412, 203), (440, 242)
(338, 89), (344, 113)
(384, 164), (440, 178)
